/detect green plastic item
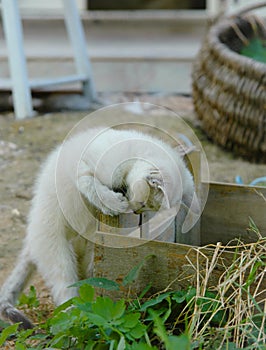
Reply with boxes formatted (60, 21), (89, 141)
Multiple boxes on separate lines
(240, 37), (266, 63)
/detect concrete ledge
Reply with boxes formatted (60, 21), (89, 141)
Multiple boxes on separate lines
(0, 10), (207, 94)
(18, 9), (209, 23)
(0, 57), (194, 94)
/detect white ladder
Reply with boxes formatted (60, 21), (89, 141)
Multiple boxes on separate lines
(1, 0), (96, 119)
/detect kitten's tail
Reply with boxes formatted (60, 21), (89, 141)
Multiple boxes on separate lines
(0, 302), (34, 330)
(0, 247), (36, 329)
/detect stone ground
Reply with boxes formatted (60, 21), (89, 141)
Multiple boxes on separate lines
(0, 93), (266, 329)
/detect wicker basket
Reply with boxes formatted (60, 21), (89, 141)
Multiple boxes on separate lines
(192, 3), (266, 162)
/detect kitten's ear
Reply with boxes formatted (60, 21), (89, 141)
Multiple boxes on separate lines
(146, 170), (163, 188)
(175, 133), (196, 157)
(175, 144), (196, 157)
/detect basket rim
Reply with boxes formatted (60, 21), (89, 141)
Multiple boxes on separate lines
(207, 15), (266, 75)
(228, 1), (266, 18)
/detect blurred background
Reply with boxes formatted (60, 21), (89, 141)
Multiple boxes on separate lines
(1, 0), (265, 100)
(1, 0), (266, 308)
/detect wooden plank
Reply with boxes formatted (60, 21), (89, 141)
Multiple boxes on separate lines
(97, 205), (198, 244)
(139, 212), (150, 239)
(175, 204), (201, 245)
(176, 149), (202, 245)
(96, 181), (266, 246)
(89, 180), (266, 298)
(97, 209), (177, 242)
(92, 232), (238, 298)
(201, 182), (266, 245)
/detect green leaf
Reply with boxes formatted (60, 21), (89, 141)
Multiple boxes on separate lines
(139, 292), (172, 312)
(15, 343), (27, 350)
(117, 335), (126, 350)
(71, 277), (120, 291)
(185, 287), (196, 303)
(0, 323), (19, 346)
(52, 297), (74, 316)
(195, 291), (227, 326)
(149, 309), (171, 348)
(131, 343), (157, 350)
(84, 340), (97, 350)
(49, 311), (75, 335)
(248, 216), (260, 234)
(220, 342), (241, 350)
(79, 283), (95, 302)
(48, 333), (72, 348)
(18, 285), (39, 308)
(138, 282), (153, 299)
(86, 312), (107, 326)
(161, 296), (172, 324)
(0, 319), (10, 329)
(117, 312), (146, 340)
(172, 290), (187, 304)
(92, 297), (125, 322)
(111, 299), (126, 321)
(149, 310), (192, 350)
(122, 255), (155, 287)
(74, 300), (92, 313)
(15, 327), (35, 343)
(121, 313), (140, 329)
(26, 332), (48, 341)
(168, 334), (191, 349)
(128, 322), (146, 339)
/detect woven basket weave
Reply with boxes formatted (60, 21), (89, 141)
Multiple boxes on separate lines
(192, 3), (266, 162)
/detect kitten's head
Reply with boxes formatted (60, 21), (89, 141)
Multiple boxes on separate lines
(124, 148), (196, 214)
(125, 160), (173, 214)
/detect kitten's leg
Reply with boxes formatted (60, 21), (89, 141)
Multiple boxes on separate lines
(0, 244), (35, 329)
(78, 174), (128, 216)
(28, 223), (80, 306)
(84, 242), (95, 279)
(0, 217), (81, 328)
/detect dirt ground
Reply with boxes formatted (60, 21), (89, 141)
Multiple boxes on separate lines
(1, 93), (266, 314)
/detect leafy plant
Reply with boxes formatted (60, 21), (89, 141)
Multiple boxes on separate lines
(18, 285), (40, 308)
(1, 238), (265, 349)
(45, 284), (147, 349)
(5, 284), (231, 349)
(0, 323), (19, 347)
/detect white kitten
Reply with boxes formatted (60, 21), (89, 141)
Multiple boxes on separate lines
(0, 127), (195, 329)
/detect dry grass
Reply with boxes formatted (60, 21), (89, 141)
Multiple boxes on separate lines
(176, 226), (266, 349)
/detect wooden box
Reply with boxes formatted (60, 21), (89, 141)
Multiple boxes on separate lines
(80, 151), (266, 295)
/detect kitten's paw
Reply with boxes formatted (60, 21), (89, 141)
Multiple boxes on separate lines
(146, 170), (163, 188)
(101, 191), (129, 216)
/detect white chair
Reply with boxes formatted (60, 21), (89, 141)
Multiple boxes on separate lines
(1, 0), (96, 119)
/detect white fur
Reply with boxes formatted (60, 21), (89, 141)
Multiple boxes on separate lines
(0, 127), (195, 327)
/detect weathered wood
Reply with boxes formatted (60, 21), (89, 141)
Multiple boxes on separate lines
(201, 182), (266, 245)
(95, 181), (266, 246)
(139, 212), (150, 239)
(90, 181), (266, 298)
(175, 149), (202, 245)
(97, 204), (199, 244)
(175, 204), (201, 245)
(91, 150), (266, 300)
(92, 232), (240, 298)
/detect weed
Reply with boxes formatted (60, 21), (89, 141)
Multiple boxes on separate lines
(0, 236), (265, 349)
